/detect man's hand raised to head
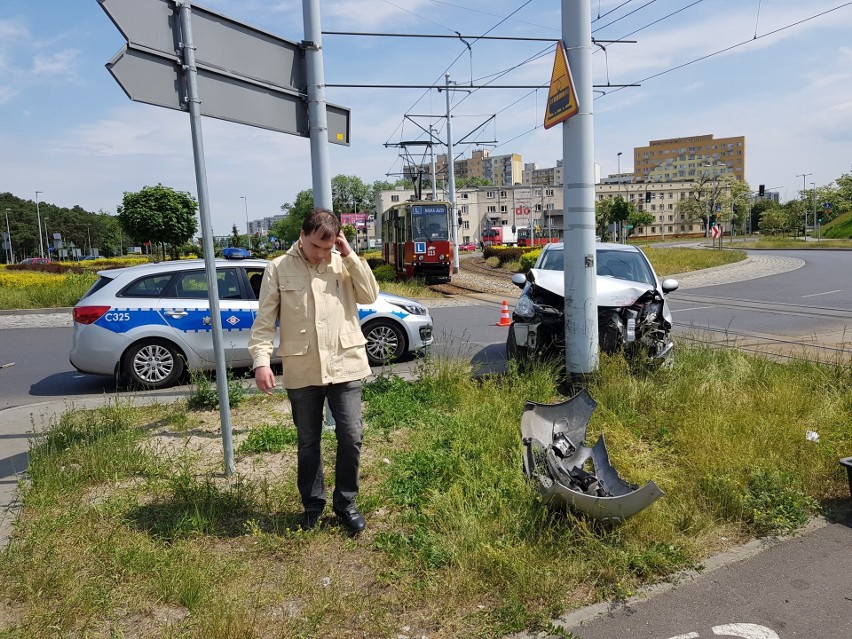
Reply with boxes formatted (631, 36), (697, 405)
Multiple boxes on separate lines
(335, 231), (352, 257)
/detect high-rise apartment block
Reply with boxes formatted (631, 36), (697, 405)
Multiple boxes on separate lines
(633, 134), (745, 183)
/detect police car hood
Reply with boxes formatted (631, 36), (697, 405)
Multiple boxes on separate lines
(528, 268), (657, 307)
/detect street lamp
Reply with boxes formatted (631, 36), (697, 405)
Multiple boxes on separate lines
(240, 196), (249, 237)
(3, 208), (12, 263)
(795, 173), (812, 236)
(810, 182), (816, 239)
(617, 151), (623, 242)
(35, 190), (44, 258)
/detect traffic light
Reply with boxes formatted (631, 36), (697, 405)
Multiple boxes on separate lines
(645, 191), (651, 203)
(758, 184), (765, 197)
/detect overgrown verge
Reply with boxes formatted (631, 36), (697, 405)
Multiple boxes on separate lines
(1, 346), (849, 638)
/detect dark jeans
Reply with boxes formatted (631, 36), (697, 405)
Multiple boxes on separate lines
(286, 381), (363, 514)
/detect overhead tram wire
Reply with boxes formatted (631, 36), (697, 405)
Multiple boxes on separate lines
(592, 0), (637, 23)
(595, 0), (852, 99)
(598, 0), (705, 41)
(592, 0), (658, 33)
(423, 0), (558, 32)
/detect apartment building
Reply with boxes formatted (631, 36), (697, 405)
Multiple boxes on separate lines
(435, 148), (524, 187)
(633, 134), (745, 184)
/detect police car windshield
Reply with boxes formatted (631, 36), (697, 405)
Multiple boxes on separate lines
(537, 248), (656, 286)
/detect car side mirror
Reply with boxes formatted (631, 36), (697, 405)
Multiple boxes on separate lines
(661, 278), (679, 294)
(511, 272), (527, 289)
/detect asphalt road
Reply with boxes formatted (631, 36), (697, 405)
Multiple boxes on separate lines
(0, 302), (510, 410)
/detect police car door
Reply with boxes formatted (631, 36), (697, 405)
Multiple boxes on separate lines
(157, 267), (255, 366)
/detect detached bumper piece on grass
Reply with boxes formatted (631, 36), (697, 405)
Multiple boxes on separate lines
(521, 389), (664, 521)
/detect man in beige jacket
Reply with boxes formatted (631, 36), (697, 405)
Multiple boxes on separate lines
(249, 209), (380, 532)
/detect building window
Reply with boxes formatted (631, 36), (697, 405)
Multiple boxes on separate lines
(460, 205), (469, 213)
(501, 219), (507, 226)
(463, 221), (470, 229)
(651, 226), (656, 232)
(486, 191), (495, 199)
(487, 205), (496, 213)
(391, 195), (400, 202)
(500, 190), (507, 197)
(546, 188), (554, 196)
(500, 205), (507, 213)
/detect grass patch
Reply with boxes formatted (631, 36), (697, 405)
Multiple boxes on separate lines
(239, 422), (299, 453)
(643, 246), (745, 276)
(748, 236), (852, 249)
(2, 346), (849, 638)
(377, 278), (441, 299)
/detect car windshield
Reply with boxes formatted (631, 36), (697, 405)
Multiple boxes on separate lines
(537, 247), (656, 286)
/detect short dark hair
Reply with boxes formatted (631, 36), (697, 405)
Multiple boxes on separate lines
(302, 208), (340, 241)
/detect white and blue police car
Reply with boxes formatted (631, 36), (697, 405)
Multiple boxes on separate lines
(70, 257), (433, 388)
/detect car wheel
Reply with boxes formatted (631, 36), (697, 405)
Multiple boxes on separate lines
(363, 319), (407, 365)
(123, 339), (185, 389)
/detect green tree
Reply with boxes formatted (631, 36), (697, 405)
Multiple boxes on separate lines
(270, 189), (314, 245)
(332, 175), (371, 215)
(760, 207), (788, 235)
(626, 210), (654, 237)
(595, 195), (636, 240)
(117, 184), (198, 259)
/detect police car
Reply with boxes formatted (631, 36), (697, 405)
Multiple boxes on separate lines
(69, 258), (433, 388)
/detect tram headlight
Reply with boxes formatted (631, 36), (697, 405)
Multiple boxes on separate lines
(418, 255), (424, 261)
(439, 254), (446, 260)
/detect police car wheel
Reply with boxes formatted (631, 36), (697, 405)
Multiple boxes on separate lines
(363, 319), (406, 366)
(123, 339), (185, 389)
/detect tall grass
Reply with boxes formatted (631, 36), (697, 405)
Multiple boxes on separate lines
(1, 347), (849, 638)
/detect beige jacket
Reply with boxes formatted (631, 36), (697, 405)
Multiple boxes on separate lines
(248, 244), (380, 389)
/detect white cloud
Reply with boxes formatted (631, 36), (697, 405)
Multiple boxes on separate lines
(32, 48), (80, 78)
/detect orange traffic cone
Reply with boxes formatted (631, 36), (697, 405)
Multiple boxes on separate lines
(496, 300), (512, 326)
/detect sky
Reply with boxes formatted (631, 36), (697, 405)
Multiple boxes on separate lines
(2, 0), (852, 235)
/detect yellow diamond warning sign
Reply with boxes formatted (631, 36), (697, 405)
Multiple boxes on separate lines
(543, 41), (579, 129)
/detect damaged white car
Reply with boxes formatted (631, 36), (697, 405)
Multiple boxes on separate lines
(507, 242), (679, 364)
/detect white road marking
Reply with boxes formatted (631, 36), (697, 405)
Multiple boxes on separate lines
(671, 306), (714, 313)
(801, 289), (842, 298)
(667, 634), (699, 639)
(712, 623), (780, 638)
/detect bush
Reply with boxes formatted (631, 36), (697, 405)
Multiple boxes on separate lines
(366, 256), (386, 269)
(373, 263), (397, 283)
(518, 249), (542, 271)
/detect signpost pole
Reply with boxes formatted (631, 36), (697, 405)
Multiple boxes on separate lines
(302, 0), (333, 210)
(561, 0), (598, 375)
(444, 73), (459, 274)
(176, 0), (235, 476)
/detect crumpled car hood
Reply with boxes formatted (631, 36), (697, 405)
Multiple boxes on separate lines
(528, 268), (656, 307)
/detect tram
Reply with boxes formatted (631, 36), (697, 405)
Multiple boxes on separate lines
(516, 227), (559, 247)
(380, 200), (453, 283)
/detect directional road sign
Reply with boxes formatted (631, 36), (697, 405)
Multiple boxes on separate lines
(98, 0), (350, 144)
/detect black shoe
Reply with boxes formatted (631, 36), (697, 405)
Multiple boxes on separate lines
(334, 507), (366, 533)
(301, 510), (323, 531)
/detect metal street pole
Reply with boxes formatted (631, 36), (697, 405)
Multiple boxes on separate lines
(177, 0), (235, 475)
(87, 225), (92, 257)
(430, 127), (437, 201)
(3, 208), (11, 263)
(617, 151), (622, 242)
(562, 0), (599, 375)
(303, 0), (333, 210)
(444, 73), (459, 274)
(35, 191), (44, 258)
(796, 172), (812, 236)
(241, 195), (249, 237)
(810, 182), (816, 241)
